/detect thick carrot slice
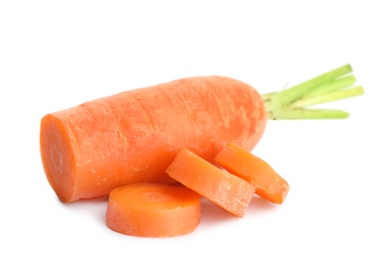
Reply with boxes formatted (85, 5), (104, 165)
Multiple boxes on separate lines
(214, 143), (289, 204)
(166, 148), (256, 217)
(106, 183), (201, 237)
(40, 76), (267, 202)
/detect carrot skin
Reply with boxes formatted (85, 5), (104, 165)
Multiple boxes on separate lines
(214, 143), (289, 204)
(166, 148), (256, 217)
(40, 76), (267, 202)
(106, 183), (201, 237)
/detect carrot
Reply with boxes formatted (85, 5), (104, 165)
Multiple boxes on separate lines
(166, 148), (256, 217)
(106, 183), (201, 237)
(40, 76), (267, 202)
(214, 143), (289, 204)
(40, 64), (364, 203)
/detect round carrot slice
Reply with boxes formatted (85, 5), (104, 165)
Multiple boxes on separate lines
(106, 183), (201, 237)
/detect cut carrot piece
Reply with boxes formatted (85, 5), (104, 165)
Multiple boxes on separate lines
(40, 76), (267, 202)
(106, 183), (201, 237)
(214, 143), (289, 204)
(166, 148), (256, 217)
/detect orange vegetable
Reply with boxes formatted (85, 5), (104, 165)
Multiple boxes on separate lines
(40, 76), (267, 202)
(166, 148), (256, 217)
(214, 143), (289, 204)
(106, 183), (201, 237)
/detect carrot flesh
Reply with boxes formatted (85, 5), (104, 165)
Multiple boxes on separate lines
(106, 183), (201, 237)
(214, 143), (289, 204)
(166, 148), (256, 217)
(40, 76), (267, 202)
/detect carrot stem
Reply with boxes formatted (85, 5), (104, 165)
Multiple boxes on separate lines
(267, 108), (350, 119)
(291, 86), (364, 108)
(262, 64), (364, 119)
(302, 75), (357, 98)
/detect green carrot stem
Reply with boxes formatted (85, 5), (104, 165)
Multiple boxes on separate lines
(272, 64), (353, 107)
(290, 86), (364, 108)
(262, 64), (364, 120)
(302, 75), (357, 98)
(268, 108), (350, 120)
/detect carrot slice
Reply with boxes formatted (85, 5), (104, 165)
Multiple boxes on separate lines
(166, 148), (256, 217)
(214, 143), (289, 204)
(106, 183), (201, 237)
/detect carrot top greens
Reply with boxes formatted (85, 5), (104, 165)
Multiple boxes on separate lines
(263, 64), (364, 119)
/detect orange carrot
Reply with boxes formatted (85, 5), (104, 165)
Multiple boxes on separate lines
(166, 148), (256, 217)
(106, 183), (201, 237)
(40, 76), (267, 202)
(214, 143), (289, 204)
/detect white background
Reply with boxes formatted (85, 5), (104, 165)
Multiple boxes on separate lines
(1, 0), (383, 259)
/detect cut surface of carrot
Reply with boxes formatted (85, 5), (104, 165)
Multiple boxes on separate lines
(40, 76), (266, 202)
(106, 183), (201, 237)
(214, 143), (289, 204)
(166, 148), (256, 217)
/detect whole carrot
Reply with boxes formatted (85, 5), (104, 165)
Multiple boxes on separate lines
(40, 64), (363, 203)
(40, 76), (267, 202)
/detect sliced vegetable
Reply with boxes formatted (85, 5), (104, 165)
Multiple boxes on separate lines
(215, 143), (289, 204)
(106, 183), (201, 237)
(166, 148), (256, 217)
